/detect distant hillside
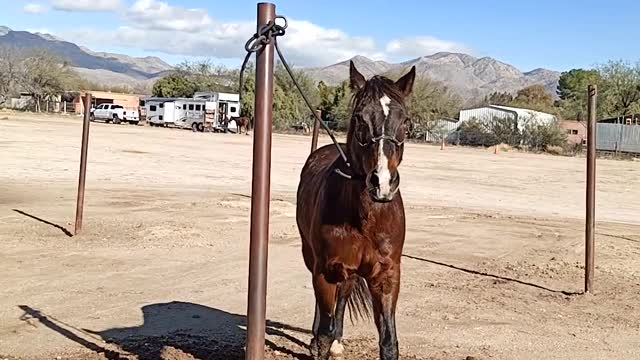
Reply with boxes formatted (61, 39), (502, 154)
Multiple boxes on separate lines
(0, 26), (174, 91)
(305, 52), (560, 102)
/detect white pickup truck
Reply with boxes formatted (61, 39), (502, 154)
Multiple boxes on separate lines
(90, 104), (140, 125)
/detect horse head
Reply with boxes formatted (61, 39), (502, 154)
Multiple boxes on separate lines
(346, 61), (415, 203)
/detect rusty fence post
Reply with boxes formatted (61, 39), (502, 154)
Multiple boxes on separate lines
(310, 109), (321, 153)
(245, 3), (276, 359)
(74, 93), (92, 235)
(585, 85), (597, 293)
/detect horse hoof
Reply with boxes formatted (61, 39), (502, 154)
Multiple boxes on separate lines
(309, 338), (319, 357)
(329, 340), (344, 357)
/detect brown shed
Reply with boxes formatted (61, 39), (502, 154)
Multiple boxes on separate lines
(560, 120), (587, 145)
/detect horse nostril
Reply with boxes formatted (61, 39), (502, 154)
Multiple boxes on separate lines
(369, 172), (380, 187)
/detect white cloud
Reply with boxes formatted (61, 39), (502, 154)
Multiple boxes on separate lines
(23, 3), (48, 14)
(385, 36), (472, 59)
(56, 0), (470, 67)
(127, 0), (213, 33)
(52, 0), (122, 12)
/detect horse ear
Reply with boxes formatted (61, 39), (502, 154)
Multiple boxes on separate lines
(349, 60), (366, 91)
(395, 66), (416, 97)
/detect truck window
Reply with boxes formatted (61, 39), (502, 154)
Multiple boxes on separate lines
(189, 104), (194, 111)
(195, 104), (201, 111)
(150, 105), (157, 111)
(112, 105), (123, 109)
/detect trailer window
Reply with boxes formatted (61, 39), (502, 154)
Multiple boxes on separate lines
(159, 103), (164, 108)
(195, 104), (201, 111)
(150, 105), (157, 111)
(189, 104), (194, 111)
(230, 106), (237, 113)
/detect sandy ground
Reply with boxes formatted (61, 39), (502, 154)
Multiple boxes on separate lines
(1, 112), (639, 360)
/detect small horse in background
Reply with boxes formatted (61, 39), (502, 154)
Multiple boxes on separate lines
(296, 61), (416, 360)
(230, 116), (252, 135)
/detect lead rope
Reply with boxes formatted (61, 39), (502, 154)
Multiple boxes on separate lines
(239, 15), (355, 179)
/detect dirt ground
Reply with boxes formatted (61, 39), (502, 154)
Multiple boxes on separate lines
(1, 112), (639, 360)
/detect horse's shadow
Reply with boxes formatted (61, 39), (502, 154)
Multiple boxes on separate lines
(19, 302), (312, 360)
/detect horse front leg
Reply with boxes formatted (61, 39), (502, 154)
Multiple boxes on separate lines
(368, 266), (401, 360)
(312, 273), (337, 360)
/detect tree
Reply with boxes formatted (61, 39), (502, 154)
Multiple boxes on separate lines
(456, 118), (498, 147)
(317, 80), (336, 121)
(151, 72), (198, 97)
(176, 59), (237, 93)
(0, 46), (20, 106)
(378, 69), (462, 140)
(520, 120), (567, 151)
(486, 116), (521, 145)
(598, 60), (640, 117)
(557, 69), (601, 120)
(557, 69), (600, 101)
(511, 84), (555, 113)
(17, 49), (72, 112)
(484, 91), (514, 106)
(328, 80), (352, 130)
(272, 63), (319, 129)
(404, 76), (462, 139)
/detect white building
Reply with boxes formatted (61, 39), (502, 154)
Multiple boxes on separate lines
(459, 105), (557, 131)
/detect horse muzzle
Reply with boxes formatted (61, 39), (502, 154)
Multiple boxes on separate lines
(367, 169), (400, 202)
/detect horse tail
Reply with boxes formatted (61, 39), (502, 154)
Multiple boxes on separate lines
(346, 275), (372, 323)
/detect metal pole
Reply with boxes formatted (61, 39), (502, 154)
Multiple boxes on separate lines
(310, 109), (321, 153)
(245, 3), (275, 359)
(585, 85), (597, 293)
(74, 93), (92, 235)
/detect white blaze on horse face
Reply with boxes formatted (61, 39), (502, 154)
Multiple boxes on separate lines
(377, 95), (392, 198)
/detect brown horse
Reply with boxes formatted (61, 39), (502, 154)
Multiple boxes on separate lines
(231, 116), (252, 135)
(296, 61), (415, 360)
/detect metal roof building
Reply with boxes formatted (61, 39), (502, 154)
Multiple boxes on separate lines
(459, 105), (558, 131)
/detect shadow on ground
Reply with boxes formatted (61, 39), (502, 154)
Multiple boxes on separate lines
(19, 302), (312, 359)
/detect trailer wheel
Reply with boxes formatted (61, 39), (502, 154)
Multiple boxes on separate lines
(192, 122), (199, 132)
(197, 123), (204, 132)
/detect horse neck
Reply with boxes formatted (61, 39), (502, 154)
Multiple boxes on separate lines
(344, 128), (368, 178)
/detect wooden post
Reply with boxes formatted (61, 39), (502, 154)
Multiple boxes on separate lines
(310, 109), (321, 153)
(74, 93), (92, 235)
(585, 85), (597, 293)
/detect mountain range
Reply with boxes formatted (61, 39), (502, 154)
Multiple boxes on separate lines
(306, 53), (560, 101)
(0, 26), (560, 101)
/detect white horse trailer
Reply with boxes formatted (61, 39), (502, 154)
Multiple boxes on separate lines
(142, 91), (241, 132)
(144, 99), (176, 127)
(172, 99), (207, 131)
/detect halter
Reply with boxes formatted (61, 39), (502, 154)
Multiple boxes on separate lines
(357, 135), (405, 148)
(333, 132), (405, 180)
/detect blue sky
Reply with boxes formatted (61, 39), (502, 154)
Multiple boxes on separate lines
(2, 0), (640, 71)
